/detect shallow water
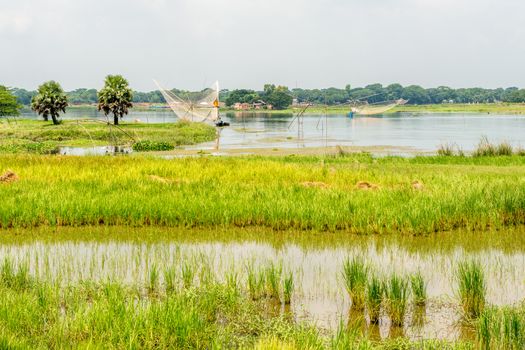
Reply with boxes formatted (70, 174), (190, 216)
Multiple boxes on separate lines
(19, 109), (525, 153)
(1, 227), (525, 341)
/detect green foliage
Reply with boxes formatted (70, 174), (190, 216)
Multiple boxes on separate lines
(31, 81), (68, 125)
(410, 271), (427, 306)
(283, 272), (294, 305)
(366, 275), (383, 324)
(457, 261), (486, 320)
(264, 84), (293, 110)
(132, 140), (174, 152)
(477, 306), (525, 350)
(342, 257), (368, 310)
(385, 273), (409, 327)
(97, 75), (133, 125)
(225, 89), (260, 106)
(0, 86), (21, 117)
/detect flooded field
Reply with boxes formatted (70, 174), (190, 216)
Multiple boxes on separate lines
(2, 227), (525, 343)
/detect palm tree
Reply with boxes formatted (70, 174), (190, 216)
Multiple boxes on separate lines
(31, 81), (68, 125)
(97, 75), (133, 125)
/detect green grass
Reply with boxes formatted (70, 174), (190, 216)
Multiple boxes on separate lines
(477, 306), (525, 350)
(410, 271), (427, 306)
(1, 154), (525, 233)
(384, 273), (409, 327)
(223, 103), (525, 115)
(456, 261), (486, 320)
(342, 257), (368, 310)
(0, 119), (215, 154)
(366, 275), (383, 324)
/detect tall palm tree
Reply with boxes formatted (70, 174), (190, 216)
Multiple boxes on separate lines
(31, 81), (68, 125)
(97, 75), (133, 125)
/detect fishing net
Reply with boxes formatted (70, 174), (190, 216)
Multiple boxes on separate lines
(352, 99), (408, 115)
(154, 80), (219, 123)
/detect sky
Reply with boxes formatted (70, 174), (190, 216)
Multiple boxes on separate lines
(1, 0), (524, 91)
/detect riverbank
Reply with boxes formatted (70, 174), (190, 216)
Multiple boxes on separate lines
(1, 154), (525, 232)
(0, 119), (216, 154)
(221, 103), (525, 115)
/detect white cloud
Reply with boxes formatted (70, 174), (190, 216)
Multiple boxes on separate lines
(1, 0), (524, 90)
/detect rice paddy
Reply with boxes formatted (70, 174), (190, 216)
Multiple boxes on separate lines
(1, 150), (525, 347)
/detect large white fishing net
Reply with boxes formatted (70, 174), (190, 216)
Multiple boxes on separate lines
(352, 99), (408, 115)
(154, 80), (219, 123)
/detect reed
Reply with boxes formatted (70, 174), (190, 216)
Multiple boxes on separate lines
(410, 271), (427, 306)
(456, 261), (486, 320)
(147, 264), (159, 294)
(385, 273), (409, 327)
(282, 272), (294, 305)
(163, 266), (177, 294)
(477, 306), (525, 349)
(181, 261), (195, 289)
(342, 256), (368, 310)
(265, 263), (282, 300)
(366, 275), (383, 324)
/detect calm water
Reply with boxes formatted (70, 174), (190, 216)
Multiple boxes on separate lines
(20, 109), (525, 152)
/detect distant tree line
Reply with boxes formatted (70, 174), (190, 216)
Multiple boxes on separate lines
(7, 84), (525, 107)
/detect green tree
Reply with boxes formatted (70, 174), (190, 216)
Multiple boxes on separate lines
(31, 81), (68, 125)
(265, 85), (293, 110)
(98, 75), (133, 125)
(0, 86), (21, 117)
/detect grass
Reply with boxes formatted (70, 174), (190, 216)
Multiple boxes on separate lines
(342, 257), (368, 310)
(456, 261), (486, 320)
(1, 153), (525, 233)
(410, 272), (427, 306)
(477, 306), (525, 350)
(0, 119), (215, 154)
(366, 276), (383, 324)
(384, 273), (409, 327)
(223, 103), (525, 115)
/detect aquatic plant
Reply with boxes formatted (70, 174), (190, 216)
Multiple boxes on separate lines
(457, 260), (486, 320)
(181, 261), (195, 289)
(385, 273), (409, 327)
(342, 256), (368, 310)
(265, 263), (282, 300)
(366, 275), (383, 324)
(477, 306), (525, 350)
(132, 140), (174, 152)
(410, 271), (427, 306)
(147, 264), (159, 294)
(163, 266), (177, 294)
(282, 272), (294, 305)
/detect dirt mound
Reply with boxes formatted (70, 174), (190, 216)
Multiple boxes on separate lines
(301, 181), (329, 189)
(0, 170), (19, 184)
(356, 181), (379, 190)
(148, 175), (174, 184)
(412, 180), (424, 190)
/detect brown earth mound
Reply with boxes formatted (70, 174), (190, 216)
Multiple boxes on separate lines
(301, 181), (329, 189)
(0, 171), (19, 184)
(412, 180), (424, 190)
(356, 181), (379, 190)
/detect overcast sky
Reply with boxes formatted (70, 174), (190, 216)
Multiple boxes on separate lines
(1, 0), (524, 91)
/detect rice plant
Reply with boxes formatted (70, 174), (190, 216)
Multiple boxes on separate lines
(147, 264), (159, 294)
(282, 272), (294, 305)
(477, 306), (525, 350)
(456, 260), (486, 320)
(181, 261), (195, 289)
(342, 256), (368, 310)
(163, 266), (177, 294)
(410, 271), (427, 306)
(265, 263), (282, 300)
(366, 275), (383, 324)
(385, 273), (409, 327)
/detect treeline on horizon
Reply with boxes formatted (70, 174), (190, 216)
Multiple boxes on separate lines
(9, 83), (525, 106)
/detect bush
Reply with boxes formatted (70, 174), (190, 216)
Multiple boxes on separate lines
(132, 140), (174, 152)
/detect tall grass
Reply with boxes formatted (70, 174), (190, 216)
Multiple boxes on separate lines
(366, 275), (383, 324)
(457, 261), (486, 320)
(342, 257), (368, 310)
(282, 272), (294, 305)
(410, 271), (427, 306)
(477, 307), (525, 349)
(384, 273), (409, 327)
(1, 154), (525, 234)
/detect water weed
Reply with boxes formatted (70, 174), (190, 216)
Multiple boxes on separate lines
(342, 256), (368, 310)
(385, 273), (409, 327)
(457, 261), (486, 320)
(410, 271), (427, 306)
